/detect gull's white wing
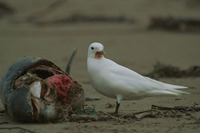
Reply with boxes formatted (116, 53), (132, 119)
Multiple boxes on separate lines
(103, 58), (188, 97)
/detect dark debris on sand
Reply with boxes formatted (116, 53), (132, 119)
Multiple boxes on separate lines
(32, 14), (135, 26)
(0, 1), (14, 18)
(1, 104), (200, 124)
(148, 16), (200, 33)
(69, 104), (200, 123)
(145, 62), (200, 78)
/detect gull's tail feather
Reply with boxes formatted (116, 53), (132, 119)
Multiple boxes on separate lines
(145, 77), (189, 95)
(161, 82), (188, 90)
(149, 89), (190, 96)
(167, 88), (190, 95)
(145, 77), (188, 89)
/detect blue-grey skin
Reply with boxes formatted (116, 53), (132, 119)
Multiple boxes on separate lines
(0, 56), (72, 122)
(6, 87), (32, 122)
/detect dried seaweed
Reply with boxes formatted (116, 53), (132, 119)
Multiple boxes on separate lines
(148, 16), (200, 33)
(145, 62), (200, 78)
(33, 14), (134, 26)
(0, 1), (14, 18)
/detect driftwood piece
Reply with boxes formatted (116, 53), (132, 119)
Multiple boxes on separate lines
(123, 109), (163, 120)
(134, 111), (153, 120)
(85, 96), (101, 101)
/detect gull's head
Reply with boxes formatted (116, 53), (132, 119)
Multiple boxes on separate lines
(88, 42), (106, 59)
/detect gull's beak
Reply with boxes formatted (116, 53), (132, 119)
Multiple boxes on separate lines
(100, 51), (106, 56)
(95, 51), (106, 58)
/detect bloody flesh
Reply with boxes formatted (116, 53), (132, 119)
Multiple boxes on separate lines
(44, 75), (73, 104)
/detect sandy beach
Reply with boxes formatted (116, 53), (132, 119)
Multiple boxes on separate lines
(0, 0), (200, 132)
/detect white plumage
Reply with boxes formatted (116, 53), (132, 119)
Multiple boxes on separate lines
(87, 42), (189, 114)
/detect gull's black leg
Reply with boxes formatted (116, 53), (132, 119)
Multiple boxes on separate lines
(114, 101), (120, 115)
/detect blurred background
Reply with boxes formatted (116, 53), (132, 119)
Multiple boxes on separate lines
(0, 0), (200, 89)
(0, 1), (200, 132)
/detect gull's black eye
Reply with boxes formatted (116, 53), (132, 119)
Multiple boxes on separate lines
(91, 47), (94, 50)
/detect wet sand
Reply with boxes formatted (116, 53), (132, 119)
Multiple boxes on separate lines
(0, 0), (200, 133)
